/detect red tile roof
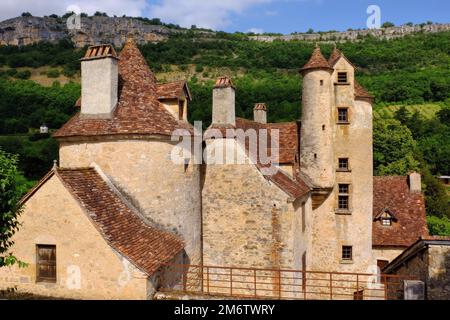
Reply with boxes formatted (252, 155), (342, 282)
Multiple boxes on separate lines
(234, 118), (309, 200)
(54, 40), (191, 138)
(300, 46), (332, 73)
(354, 80), (374, 102)
(328, 47), (342, 67)
(373, 176), (429, 247)
(56, 167), (184, 275)
(157, 80), (191, 101)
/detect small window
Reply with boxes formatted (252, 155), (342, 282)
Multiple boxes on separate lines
(36, 245), (56, 283)
(342, 246), (353, 260)
(320, 80), (324, 86)
(338, 158), (349, 171)
(381, 218), (392, 226)
(337, 72), (348, 83)
(178, 100), (184, 120)
(338, 108), (348, 123)
(338, 184), (350, 210)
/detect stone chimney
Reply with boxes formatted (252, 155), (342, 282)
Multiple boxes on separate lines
(80, 44), (119, 118)
(408, 172), (421, 193)
(253, 103), (267, 124)
(212, 76), (235, 126)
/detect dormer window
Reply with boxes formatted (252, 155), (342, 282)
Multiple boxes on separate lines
(381, 217), (392, 226)
(375, 209), (397, 227)
(337, 72), (348, 83)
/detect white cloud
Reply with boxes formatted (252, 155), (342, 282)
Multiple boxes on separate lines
(148, 0), (271, 30)
(0, 0), (148, 21)
(247, 28), (264, 34)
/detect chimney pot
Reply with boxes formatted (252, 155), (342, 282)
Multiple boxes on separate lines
(212, 76), (235, 126)
(254, 103), (267, 124)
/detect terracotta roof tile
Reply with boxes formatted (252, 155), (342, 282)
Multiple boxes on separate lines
(54, 40), (191, 138)
(214, 76), (235, 89)
(300, 46), (332, 73)
(354, 80), (374, 102)
(56, 167), (184, 275)
(254, 103), (267, 111)
(157, 80), (191, 101)
(234, 118), (309, 200)
(373, 176), (429, 247)
(328, 47), (342, 67)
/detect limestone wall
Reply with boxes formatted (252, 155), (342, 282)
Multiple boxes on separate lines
(372, 247), (405, 265)
(59, 137), (202, 266)
(202, 139), (311, 271)
(0, 175), (149, 300)
(427, 245), (450, 299)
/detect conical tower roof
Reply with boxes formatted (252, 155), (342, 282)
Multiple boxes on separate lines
(328, 47), (342, 66)
(300, 46), (332, 73)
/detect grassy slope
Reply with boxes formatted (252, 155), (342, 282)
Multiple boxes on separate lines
(373, 104), (443, 119)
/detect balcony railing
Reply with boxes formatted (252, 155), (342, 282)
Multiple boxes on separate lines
(159, 264), (415, 300)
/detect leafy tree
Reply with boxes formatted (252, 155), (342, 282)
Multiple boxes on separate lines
(422, 167), (450, 218)
(427, 216), (450, 236)
(382, 22), (395, 28)
(21, 12), (32, 17)
(0, 149), (25, 268)
(373, 119), (419, 175)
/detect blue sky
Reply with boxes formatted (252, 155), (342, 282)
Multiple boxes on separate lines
(1, 0), (449, 34)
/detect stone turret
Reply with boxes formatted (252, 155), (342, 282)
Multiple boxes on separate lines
(299, 46), (335, 189)
(80, 44), (118, 119)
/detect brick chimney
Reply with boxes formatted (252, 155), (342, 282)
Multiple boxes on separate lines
(408, 172), (421, 193)
(80, 44), (119, 118)
(212, 76), (235, 126)
(253, 103), (267, 124)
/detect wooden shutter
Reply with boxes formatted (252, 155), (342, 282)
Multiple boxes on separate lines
(36, 245), (56, 282)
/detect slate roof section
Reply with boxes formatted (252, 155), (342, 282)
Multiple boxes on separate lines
(54, 39), (191, 138)
(157, 80), (191, 101)
(373, 176), (429, 247)
(56, 167), (184, 275)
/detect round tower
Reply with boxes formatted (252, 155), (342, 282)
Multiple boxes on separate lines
(299, 46), (335, 189)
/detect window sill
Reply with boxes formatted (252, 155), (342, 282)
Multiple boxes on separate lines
(337, 121), (351, 125)
(340, 260), (354, 264)
(335, 209), (352, 215)
(334, 82), (351, 86)
(336, 169), (352, 173)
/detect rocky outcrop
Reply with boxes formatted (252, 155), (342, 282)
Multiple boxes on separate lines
(250, 23), (450, 42)
(0, 15), (449, 47)
(0, 16), (177, 47)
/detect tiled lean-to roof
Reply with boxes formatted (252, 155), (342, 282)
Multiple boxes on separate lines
(157, 80), (192, 101)
(373, 176), (429, 247)
(55, 167), (184, 275)
(54, 40), (191, 139)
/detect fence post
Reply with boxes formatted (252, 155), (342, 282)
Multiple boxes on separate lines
(230, 268), (233, 296)
(329, 273), (333, 300)
(206, 266), (210, 295)
(254, 269), (257, 298)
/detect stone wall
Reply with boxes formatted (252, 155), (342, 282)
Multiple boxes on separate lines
(427, 245), (450, 299)
(202, 138), (311, 271)
(0, 175), (149, 299)
(59, 137), (202, 266)
(372, 247), (405, 265)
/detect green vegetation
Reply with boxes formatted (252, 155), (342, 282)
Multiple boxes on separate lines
(0, 30), (448, 234)
(0, 148), (26, 268)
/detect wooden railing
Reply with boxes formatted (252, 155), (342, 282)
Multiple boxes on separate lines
(159, 264), (415, 300)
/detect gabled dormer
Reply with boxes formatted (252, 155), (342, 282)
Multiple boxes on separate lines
(374, 208), (398, 227)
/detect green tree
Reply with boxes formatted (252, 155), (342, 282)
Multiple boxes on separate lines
(382, 22), (395, 28)
(0, 149), (25, 268)
(373, 119), (419, 175)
